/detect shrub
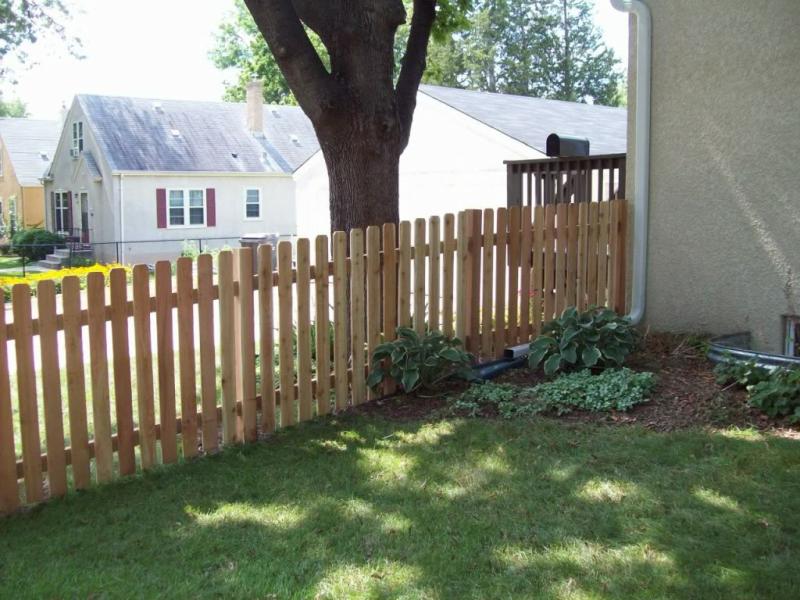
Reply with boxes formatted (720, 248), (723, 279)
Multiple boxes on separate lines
(747, 368), (800, 422)
(10, 228), (65, 261)
(451, 382), (539, 419)
(533, 368), (656, 414)
(367, 327), (474, 394)
(529, 306), (640, 376)
(713, 357), (771, 387)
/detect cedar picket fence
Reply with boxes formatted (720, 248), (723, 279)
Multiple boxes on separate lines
(0, 199), (627, 512)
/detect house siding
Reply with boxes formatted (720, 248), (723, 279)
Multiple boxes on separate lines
(630, 0), (800, 352)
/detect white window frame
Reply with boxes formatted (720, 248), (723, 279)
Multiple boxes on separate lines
(244, 188), (261, 220)
(54, 190), (70, 234)
(166, 188), (206, 229)
(72, 121), (84, 153)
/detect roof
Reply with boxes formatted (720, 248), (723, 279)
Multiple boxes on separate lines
(76, 95), (319, 174)
(419, 84), (627, 155)
(0, 118), (60, 185)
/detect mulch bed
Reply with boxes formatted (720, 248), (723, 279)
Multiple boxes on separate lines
(353, 333), (800, 436)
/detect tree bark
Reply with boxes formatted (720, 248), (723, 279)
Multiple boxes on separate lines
(244, 0), (437, 234)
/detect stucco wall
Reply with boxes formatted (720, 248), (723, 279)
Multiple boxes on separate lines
(118, 173), (296, 264)
(639, 0), (800, 352)
(294, 93), (541, 239)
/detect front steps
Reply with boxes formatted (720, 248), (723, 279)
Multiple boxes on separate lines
(38, 246), (94, 270)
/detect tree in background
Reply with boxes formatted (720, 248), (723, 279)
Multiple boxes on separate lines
(239, 0), (470, 233)
(424, 0), (624, 106)
(0, 0), (82, 81)
(0, 94), (27, 117)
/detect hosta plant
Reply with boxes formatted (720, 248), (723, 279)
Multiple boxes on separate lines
(529, 306), (640, 376)
(367, 328), (474, 394)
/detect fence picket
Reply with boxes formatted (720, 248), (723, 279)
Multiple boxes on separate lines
(455, 211), (468, 342)
(296, 240), (313, 422)
(507, 206), (521, 345)
(519, 205), (533, 342)
(494, 208), (508, 359)
(587, 203), (599, 307)
(0, 302), (18, 512)
(36, 281), (67, 497)
(332, 231), (349, 410)
(236, 250), (257, 440)
(543, 205), (556, 321)
(350, 229), (366, 406)
(366, 226), (381, 401)
(278, 241), (296, 425)
(613, 200), (628, 314)
(258, 245), (277, 429)
(566, 203), (579, 309)
(131, 266), (156, 470)
(413, 219), (426, 335)
(577, 202), (589, 311)
(382, 224), (398, 346)
(555, 203), (568, 317)
(598, 202), (610, 307)
(481, 209), (494, 359)
(314, 237), (331, 415)
(197, 254), (219, 450)
(398, 221), (412, 329)
(532, 206), (545, 333)
(428, 217), (441, 333)
(177, 257), (200, 454)
(467, 210), (482, 354)
(12, 285), (42, 503)
(218, 251), (237, 443)
(87, 272), (113, 483)
(109, 269), (135, 476)
(442, 214), (456, 337)
(154, 262), (178, 461)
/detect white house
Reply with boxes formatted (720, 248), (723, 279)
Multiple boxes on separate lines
(43, 81), (318, 265)
(43, 83), (626, 264)
(295, 84), (627, 238)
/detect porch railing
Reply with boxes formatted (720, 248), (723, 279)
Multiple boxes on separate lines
(506, 153), (626, 207)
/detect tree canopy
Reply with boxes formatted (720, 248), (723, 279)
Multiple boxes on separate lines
(0, 94), (27, 117)
(0, 0), (82, 80)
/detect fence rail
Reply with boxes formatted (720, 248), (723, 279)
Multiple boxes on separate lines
(0, 199), (628, 512)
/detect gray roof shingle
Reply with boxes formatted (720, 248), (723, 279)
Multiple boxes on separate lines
(0, 118), (60, 185)
(77, 95), (319, 174)
(419, 84), (627, 155)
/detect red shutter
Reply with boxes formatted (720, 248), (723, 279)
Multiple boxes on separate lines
(206, 188), (216, 226)
(66, 191), (73, 232)
(156, 188), (167, 228)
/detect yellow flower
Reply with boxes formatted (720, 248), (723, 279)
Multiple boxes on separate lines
(0, 263), (131, 291)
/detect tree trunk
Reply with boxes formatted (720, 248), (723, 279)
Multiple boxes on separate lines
(321, 132), (401, 234)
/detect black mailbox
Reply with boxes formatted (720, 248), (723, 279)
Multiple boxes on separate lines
(546, 134), (590, 157)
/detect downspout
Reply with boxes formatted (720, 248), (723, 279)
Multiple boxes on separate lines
(611, 0), (651, 325)
(119, 173), (126, 264)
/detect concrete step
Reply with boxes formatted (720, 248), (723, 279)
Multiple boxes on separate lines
(46, 253), (63, 262)
(53, 248), (71, 258)
(38, 259), (63, 270)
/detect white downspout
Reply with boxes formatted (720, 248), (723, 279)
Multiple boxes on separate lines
(611, 0), (651, 325)
(119, 173), (126, 264)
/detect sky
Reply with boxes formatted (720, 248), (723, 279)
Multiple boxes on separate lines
(2, 0), (630, 120)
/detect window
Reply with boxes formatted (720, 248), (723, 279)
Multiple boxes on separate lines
(168, 189), (205, 227)
(54, 191), (70, 233)
(245, 188), (261, 219)
(72, 121), (84, 153)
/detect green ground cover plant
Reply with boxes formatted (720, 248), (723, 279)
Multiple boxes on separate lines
(0, 417), (798, 598)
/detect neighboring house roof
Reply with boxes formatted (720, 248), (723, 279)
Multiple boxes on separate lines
(419, 84), (627, 155)
(0, 118), (60, 185)
(76, 95), (319, 174)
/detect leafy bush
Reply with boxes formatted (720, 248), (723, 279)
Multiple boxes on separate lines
(532, 368), (656, 414)
(529, 306), (640, 376)
(713, 357), (771, 387)
(747, 368), (800, 422)
(451, 382), (539, 419)
(10, 228), (65, 261)
(367, 327), (474, 394)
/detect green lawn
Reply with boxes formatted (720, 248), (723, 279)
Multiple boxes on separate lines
(1, 416), (798, 599)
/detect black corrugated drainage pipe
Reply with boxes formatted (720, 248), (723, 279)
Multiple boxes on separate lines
(707, 332), (800, 370)
(472, 343), (531, 380)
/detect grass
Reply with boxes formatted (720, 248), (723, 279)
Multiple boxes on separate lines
(1, 416), (798, 599)
(0, 254), (25, 276)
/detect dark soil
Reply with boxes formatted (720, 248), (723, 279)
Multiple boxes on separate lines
(355, 333), (800, 436)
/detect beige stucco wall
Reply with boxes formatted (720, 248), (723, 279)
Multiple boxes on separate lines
(634, 0), (800, 352)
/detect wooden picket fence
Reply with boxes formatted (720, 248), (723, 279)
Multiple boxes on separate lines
(0, 199), (627, 513)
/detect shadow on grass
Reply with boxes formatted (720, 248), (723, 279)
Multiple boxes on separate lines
(1, 416), (799, 598)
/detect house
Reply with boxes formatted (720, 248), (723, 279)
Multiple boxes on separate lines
(43, 81), (318, 264)
(295, 84), (627, 238)
(617, 0), (799, 355)
(0, 118), (59, 234)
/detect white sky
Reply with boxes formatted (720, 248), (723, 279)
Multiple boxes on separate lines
(2, 0), (629, 120)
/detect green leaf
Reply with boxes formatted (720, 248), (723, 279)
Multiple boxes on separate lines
(582, 346), (601, 367)
(528, 345), (550, 368)
(366, 369), (384, 389)
(562, 343), (578, 364)
(401, 368), (420, 393)
(440, 347), (465, 362)
(544, 354), (562, 376)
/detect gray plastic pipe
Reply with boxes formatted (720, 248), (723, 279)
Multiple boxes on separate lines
(611, 0), (651, 325)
